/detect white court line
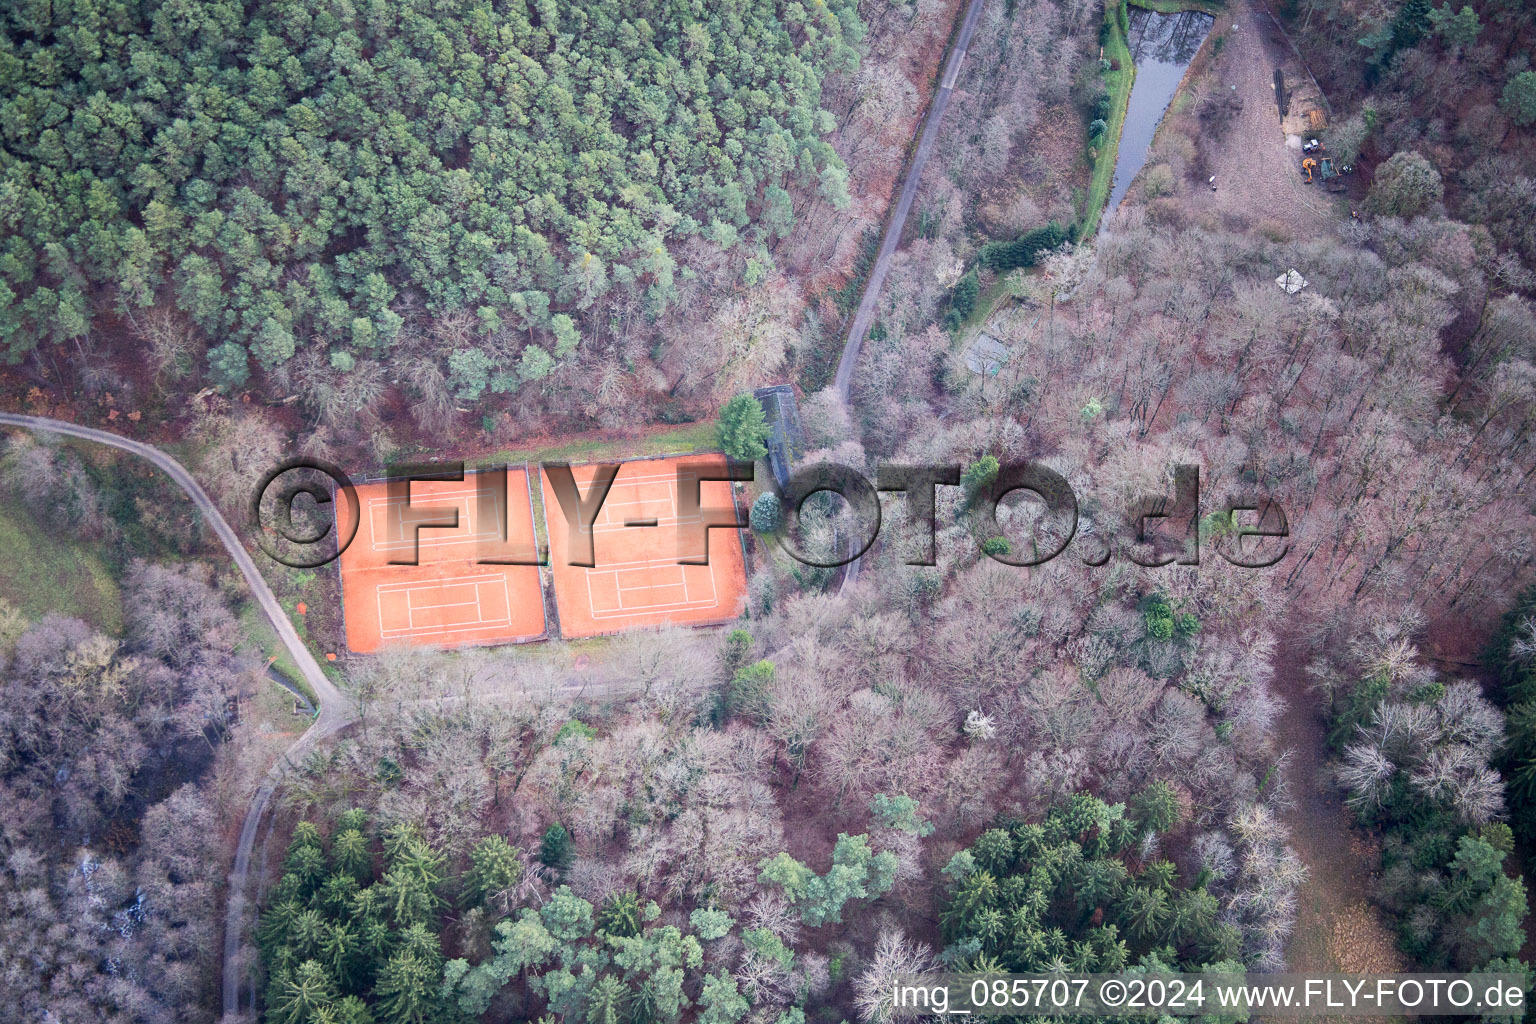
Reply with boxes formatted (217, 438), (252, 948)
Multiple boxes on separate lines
(377, 571), (509, 592)
(552, 462), (735, 620)
(603, 591), (716, 616)
(593, 496), (683, 518)
(569, 555), (717, 571)
(362, 481), (520, 548)
(581, 561), (719, 619)
(587, 515), (704, 535)
(586, 501), (702, 532)
(366, 485), (502, 508)
(616, 581), (685, 610)
(559, 467), (724, 535)
(366, 493), (510, 551)
(377, 573), (516, 638)
(584, 566), (608, 615)
(419, 597), (482, 611)
(600, 468), (701, 483)
(588, 568), (704, 616)
(368, 499), (483, 548)
(617, 570), (683, 590)
(381, 582), (512, 638)
(614, 562), (685, 586)
(617, 579), (685, 598)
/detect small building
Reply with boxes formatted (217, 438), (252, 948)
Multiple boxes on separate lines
(964, 333), (1013, 376)
(753, 385), (806, 489)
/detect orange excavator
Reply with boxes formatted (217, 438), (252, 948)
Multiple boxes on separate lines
(1301, 157), (1318, 184)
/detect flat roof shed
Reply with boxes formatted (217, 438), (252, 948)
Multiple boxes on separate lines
(753, 385), (806, 489)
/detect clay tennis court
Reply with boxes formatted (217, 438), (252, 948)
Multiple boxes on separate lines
(336, 470), (547, 652)
(541, 456), (748, 639)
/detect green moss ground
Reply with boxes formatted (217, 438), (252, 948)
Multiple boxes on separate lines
(0, 500), (122, 633)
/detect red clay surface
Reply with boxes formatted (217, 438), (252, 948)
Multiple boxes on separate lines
(336, 470), (546, 653)
(541, 456), (748, 639)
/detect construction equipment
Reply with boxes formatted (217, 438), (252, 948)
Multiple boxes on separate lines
(1319, 157), (1346, 193)
(1301, 157), (1318, 184)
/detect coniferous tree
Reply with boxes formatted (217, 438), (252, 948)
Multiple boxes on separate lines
(717, 394), (772, 462)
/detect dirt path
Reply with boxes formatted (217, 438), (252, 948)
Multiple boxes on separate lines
(1184, 0), (1333, 230)
(832, 0), (988, 400)
(826, 0), (990, 593)
(1270, 640), (1404, 977)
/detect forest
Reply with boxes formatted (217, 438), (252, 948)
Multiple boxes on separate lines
(1, 0), (860, 392)
(2, 0), (1536, 1020)
(0, 563), (239, 1021)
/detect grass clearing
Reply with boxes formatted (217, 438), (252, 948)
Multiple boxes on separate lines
(489, 421), (717, 467)
(0, 500), (122, 633)
(237, 603), (319, 707)
(247, 664), (313, 736)
(954, 274), (1020, 340)
(1130, 0), (1225, 13)
(529, 471), (551, 562)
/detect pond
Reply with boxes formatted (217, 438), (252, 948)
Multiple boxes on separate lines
(1106, 8), (1215, 213)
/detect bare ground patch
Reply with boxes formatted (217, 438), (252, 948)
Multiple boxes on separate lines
(1271, 640), (1403, 976)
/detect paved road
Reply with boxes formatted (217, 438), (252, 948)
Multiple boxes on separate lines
(829, 0), (987, 592)
(832, 0), (989, 400)
(0, 414), (354, 1018)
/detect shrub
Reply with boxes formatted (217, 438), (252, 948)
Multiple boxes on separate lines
(870, 793), (936, 837)
(1141, 163), (1176, 198)
(554, 718), (596, 745)
(758, 834), (898, 926)
(689, 907), (735, 940)
(981, 537), (1011, 557)
(1131, 781), (1182, 835)
(462, 835), (523, 909)
(1503, 71), (1536, 127)
(977, 222), (1068, 272)
(728, 660), (776, 720)
(723, 628), (755, 674)
(376, 756), (404, 787)
(1198, 92), (1243, 143)
(960, 456), (1000, 500)
(539, 823), (573, 871)
(750, 491), (784, 533)
(944, 270), (980, 331)
(1365, 150), (1443, 218)
(598, 890), (643, 937)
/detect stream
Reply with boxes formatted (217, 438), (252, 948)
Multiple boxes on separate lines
(1106, 8), (1215, 212)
